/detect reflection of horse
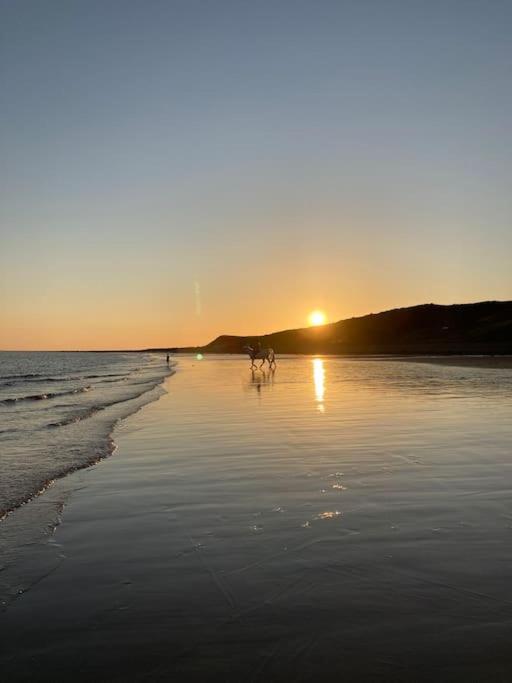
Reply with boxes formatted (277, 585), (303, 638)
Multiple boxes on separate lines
(249, 368), (276, 394)
(243, 345), (276, 369)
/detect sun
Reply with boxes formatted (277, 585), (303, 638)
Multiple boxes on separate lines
(308, 310), (327, 326)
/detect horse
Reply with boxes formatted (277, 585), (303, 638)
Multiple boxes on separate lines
(243, 345), (276, 370)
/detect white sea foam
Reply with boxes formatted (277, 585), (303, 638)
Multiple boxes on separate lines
(0, 351), (173, 518)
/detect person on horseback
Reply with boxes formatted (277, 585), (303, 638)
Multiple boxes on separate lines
(243, 341), (276, 369)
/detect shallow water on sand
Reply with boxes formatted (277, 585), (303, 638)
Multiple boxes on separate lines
(2, 355), (512, 681)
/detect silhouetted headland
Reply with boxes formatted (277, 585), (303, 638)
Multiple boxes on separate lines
(161, 301), (512, 356)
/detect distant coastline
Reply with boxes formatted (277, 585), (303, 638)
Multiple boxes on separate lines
(4, 300), (511, 356)
(164, 300), (512, 358)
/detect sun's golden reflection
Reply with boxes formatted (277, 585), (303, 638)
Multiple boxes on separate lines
(312, 358), (325, 412)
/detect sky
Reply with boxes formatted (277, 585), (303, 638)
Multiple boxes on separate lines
(1, 0), (511, 350)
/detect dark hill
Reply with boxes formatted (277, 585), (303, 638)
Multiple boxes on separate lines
(184, 301), (512, 355)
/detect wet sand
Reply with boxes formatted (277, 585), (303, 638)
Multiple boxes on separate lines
(2, 356), (512, 681)
(401, 355), (512, 369)
(347, 354), (512, 369)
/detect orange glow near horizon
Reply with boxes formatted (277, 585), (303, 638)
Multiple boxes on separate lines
(1, 283), (506, 351)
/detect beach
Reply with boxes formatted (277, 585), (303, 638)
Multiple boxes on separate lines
(2, 355), (512, 681)
(401, 355), (512, 370)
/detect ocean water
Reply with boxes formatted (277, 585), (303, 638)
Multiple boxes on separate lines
(0, 351), (171, 518)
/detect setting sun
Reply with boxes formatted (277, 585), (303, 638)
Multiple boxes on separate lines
(308, 310), (327, 326)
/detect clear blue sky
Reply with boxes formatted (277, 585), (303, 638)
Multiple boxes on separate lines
(1, 0), (511, 348)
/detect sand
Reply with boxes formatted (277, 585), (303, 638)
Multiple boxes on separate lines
(400, 355), (512, 369)
(2, 355), (512, 681)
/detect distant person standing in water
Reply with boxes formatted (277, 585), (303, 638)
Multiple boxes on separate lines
(166, 352), (170, 364)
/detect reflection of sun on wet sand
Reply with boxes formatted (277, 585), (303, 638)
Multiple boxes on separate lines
(312, 358), (325, 412)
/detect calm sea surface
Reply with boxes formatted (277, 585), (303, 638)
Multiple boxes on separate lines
(0, 351), (171, 518)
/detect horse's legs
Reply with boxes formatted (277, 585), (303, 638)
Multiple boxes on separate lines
(259, 358), (265, 369)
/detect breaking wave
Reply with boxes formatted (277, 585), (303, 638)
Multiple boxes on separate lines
(0, 352), (174, 519)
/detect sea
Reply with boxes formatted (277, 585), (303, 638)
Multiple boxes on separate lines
(0, 351), (171, 519)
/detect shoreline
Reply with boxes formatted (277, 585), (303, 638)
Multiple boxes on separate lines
(0, 361), (175, 610)
(0, 361), (175, 520)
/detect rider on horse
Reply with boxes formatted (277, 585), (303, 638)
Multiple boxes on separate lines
(243, 340), (276, 369)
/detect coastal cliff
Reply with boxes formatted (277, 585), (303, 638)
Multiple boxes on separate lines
(166, 301), (512, 356)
